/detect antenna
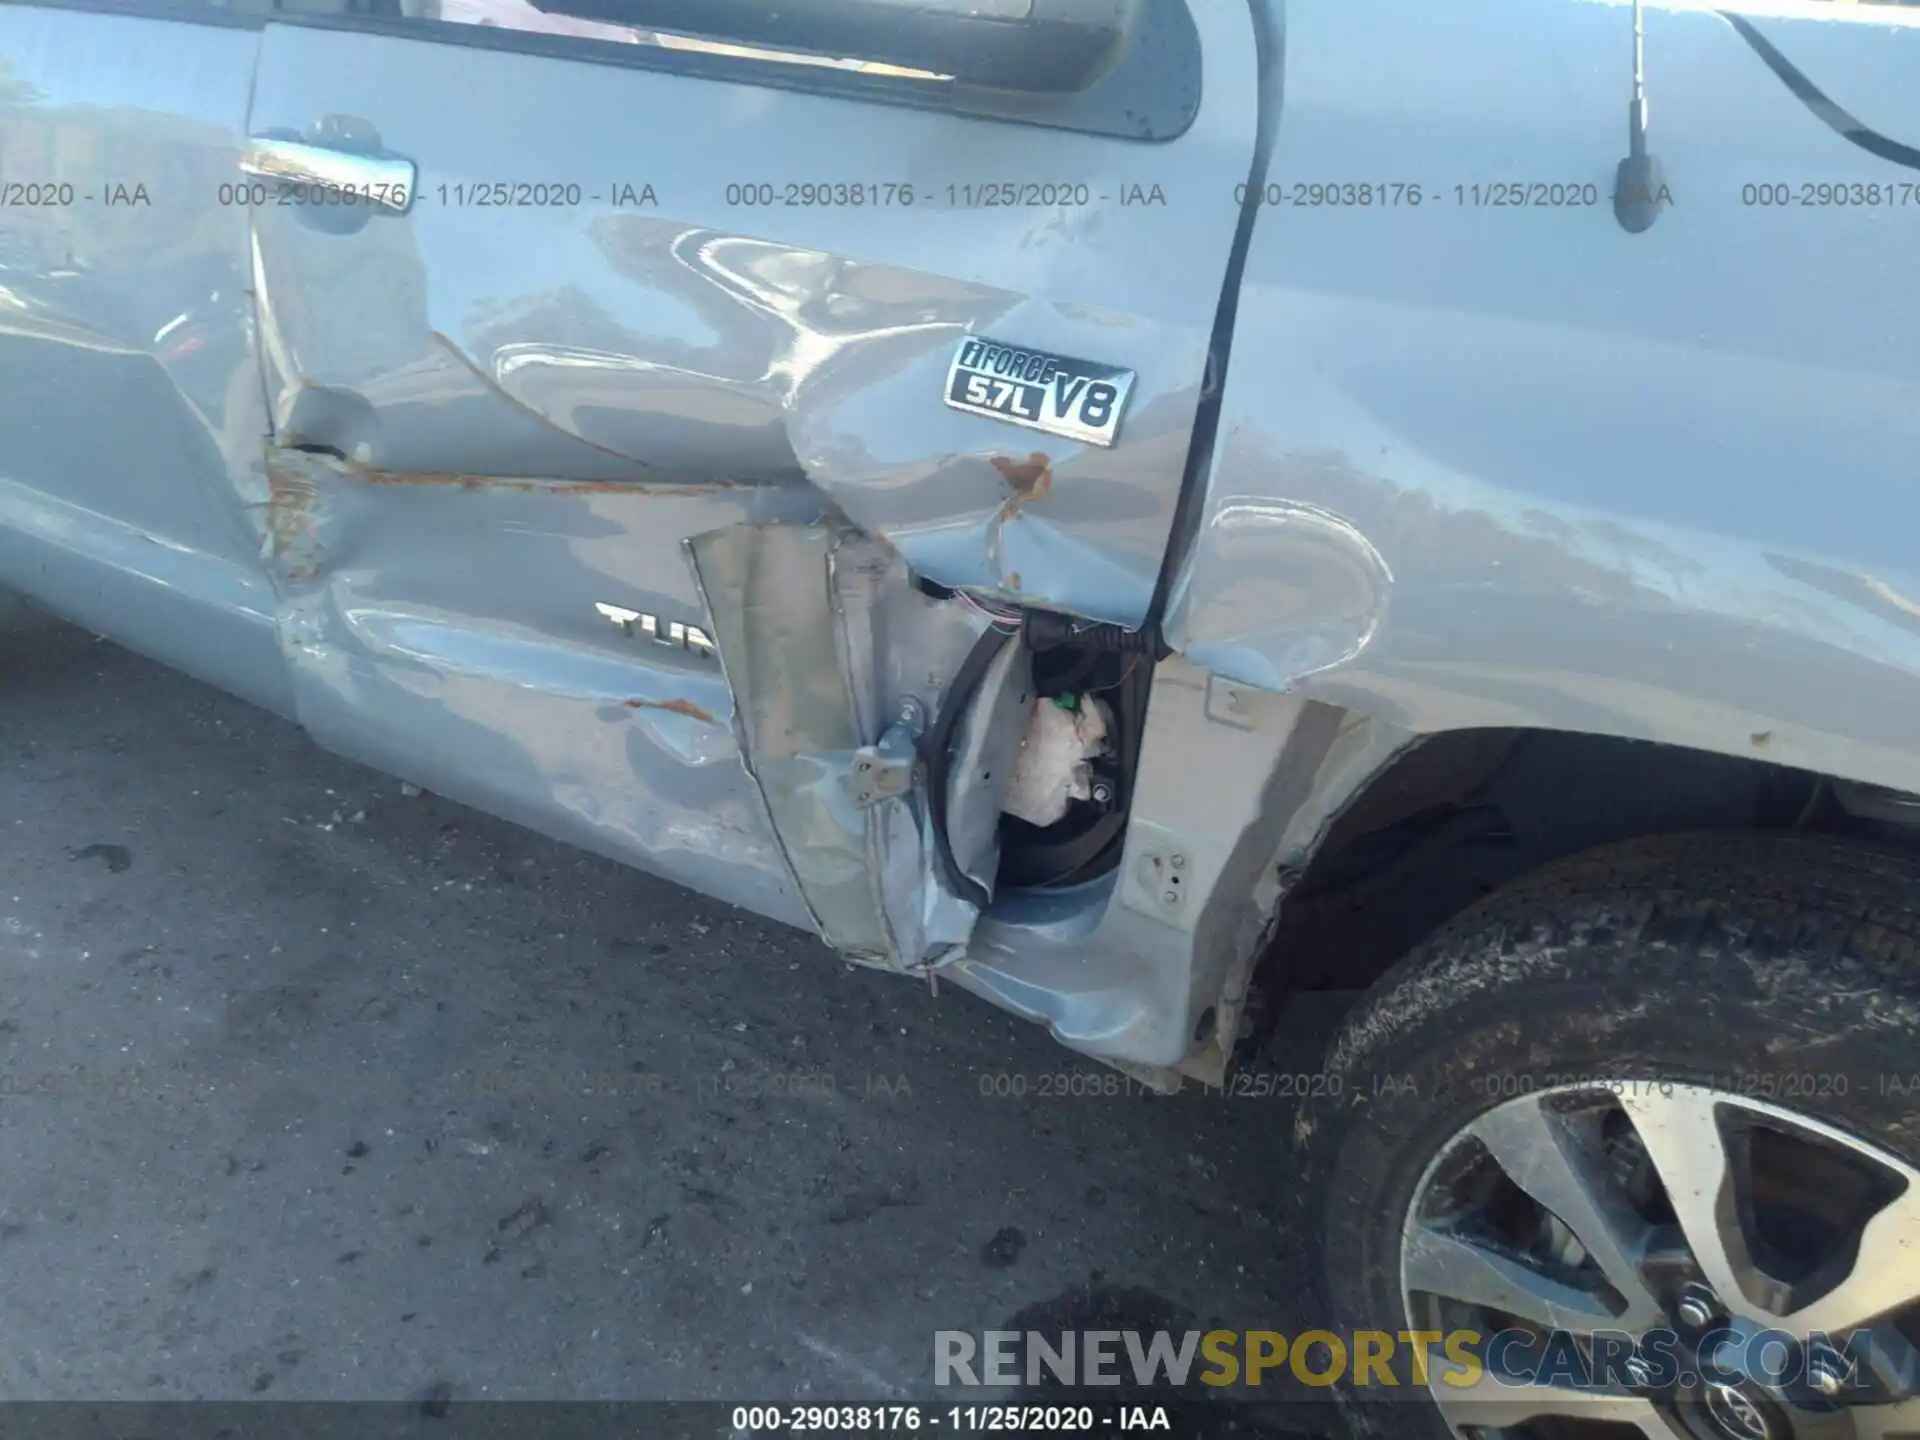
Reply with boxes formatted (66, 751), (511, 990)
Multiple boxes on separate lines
(1632, 0), (1647, 150)
(1614, 0), (1668, 233)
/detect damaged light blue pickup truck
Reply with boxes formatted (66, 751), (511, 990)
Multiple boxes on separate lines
(7, 0), (1920, 1430)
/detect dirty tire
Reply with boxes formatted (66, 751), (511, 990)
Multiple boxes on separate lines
(1294, 831), (1920, 1440)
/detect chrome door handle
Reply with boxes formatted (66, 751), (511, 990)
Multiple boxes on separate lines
(240, 138), (416, 215)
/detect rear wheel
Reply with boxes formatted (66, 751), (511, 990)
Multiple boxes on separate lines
(1297, 833), (1920, 1440)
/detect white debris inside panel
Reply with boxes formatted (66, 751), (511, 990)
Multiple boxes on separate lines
(1001, 694), (1112, 828)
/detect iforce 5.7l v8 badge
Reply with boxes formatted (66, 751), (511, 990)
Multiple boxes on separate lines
(943, 337), (1136, 448)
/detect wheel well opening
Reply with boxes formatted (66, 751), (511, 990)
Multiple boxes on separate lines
(1260, 727), (1920, 1004)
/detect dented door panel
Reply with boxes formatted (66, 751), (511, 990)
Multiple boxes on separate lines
(245, 12), (1258, 626)
(262, 447), (818, 926)
(235, 9), (1257, 962)
(0, 6), (286, 711)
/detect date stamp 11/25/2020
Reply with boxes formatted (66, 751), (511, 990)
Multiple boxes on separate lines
(4, 173), (1918, 214)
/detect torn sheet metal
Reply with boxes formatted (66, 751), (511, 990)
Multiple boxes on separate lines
(948, 661), (1339, 1073)
(252, 444), (817, 927)
(688, 524), (1025, 970)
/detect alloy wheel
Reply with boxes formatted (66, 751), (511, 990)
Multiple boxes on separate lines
(1400, 1083), (1920, 1440)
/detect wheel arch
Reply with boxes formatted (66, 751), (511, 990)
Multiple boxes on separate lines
(1262, 719), (1920, 1004)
